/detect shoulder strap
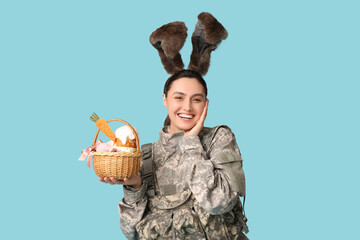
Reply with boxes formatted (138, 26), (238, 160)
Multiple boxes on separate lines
(204, 125), (247, 220)
(203, 125), (229, 151)
(141, 143), (155, 197)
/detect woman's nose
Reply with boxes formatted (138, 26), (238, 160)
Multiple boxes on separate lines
(182, 100), (192, 111)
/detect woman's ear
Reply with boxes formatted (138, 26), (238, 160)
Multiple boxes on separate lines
(163, 93), (168, 109)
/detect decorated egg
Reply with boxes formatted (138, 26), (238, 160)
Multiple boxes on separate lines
(96, 142), (110, 152)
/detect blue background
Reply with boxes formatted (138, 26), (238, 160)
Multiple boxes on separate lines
(1, 0), (359, 239)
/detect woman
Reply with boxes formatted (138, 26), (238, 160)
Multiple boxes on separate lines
(100, 70), (249, 239)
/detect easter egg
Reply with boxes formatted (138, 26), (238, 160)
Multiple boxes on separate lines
(96, 143), (110, 152)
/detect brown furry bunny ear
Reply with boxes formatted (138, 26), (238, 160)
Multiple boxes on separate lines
(188, 12), (228, 76)
(150, 22), (188, 75)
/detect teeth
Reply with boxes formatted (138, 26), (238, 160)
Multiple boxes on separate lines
(178, 114), (193, 119)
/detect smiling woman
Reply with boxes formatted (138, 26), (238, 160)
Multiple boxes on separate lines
(114, 70), (248, 239)
(100, 12), (249, 239)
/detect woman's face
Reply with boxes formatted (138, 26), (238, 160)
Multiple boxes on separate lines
(163, 77), (207, 134)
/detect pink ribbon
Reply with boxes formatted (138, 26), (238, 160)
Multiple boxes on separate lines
(78, 140), (103, 168)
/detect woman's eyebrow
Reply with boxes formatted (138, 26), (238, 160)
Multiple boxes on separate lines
(172, 91), (185, 96)
(192, 93), (205, 98)
(172, 92), (205, 98)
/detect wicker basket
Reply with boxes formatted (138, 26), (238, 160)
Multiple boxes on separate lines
(92, 119), (141, 179)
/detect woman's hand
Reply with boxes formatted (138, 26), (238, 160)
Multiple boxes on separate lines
(184, 99), (209, 137)
(99, 175), (142, 189)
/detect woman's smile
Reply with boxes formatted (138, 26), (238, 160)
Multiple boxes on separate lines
(178, 113), (194, 120)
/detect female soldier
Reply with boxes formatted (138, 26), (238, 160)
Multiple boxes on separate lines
(100, 13), (249, 239)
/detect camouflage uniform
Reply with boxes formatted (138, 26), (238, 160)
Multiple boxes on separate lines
(119, 125), (249, 239)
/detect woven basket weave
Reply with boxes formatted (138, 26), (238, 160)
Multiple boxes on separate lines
(92, 119), (141, 179)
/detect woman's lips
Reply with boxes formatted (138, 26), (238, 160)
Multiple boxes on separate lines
(178, 113), (194, 120)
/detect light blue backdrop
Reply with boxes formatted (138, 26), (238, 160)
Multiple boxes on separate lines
(1, 0), (359, 239)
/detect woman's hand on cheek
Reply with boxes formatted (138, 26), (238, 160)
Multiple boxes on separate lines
(184, 99), (209, 137)
(99, 175), (142, 189)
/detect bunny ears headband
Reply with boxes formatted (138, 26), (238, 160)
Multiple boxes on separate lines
(150, 12), (228, 76)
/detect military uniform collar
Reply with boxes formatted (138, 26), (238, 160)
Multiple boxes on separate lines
(159, 126), (185, 147)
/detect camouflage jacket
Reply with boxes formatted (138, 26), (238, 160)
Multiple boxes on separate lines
(118, 125), (249, 239)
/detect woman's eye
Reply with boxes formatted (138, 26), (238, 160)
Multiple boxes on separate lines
(175, 96), (182, 100)
(193, 98), (202, 102)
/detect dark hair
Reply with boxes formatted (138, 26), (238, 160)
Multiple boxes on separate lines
(164, 69), (208, 97)
(163, 70), (208, 126)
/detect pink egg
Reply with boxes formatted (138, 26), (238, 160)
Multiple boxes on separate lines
(96, 143), (109, 152)
(109, 147), (118, 152)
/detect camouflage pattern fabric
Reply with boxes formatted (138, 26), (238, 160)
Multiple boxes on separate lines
(118, 125), (249, 239)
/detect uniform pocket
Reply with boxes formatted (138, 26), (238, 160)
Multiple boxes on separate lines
(172, 208), (207, 239)
(136, 211), (173, 239)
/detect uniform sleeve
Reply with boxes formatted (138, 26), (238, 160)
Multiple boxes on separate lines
(118, 182), (148, 240)
(179, 126), (246, 215)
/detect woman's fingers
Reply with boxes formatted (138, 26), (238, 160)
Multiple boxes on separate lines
(184, 99), (209, 136)
(199, 99), (209, 124)
(99, 176), (142, 188)
(100, 177), (120, 184)
(103, 177), (114, 184)
(196, 99), (209, 128)
(110, 177), (123, 184)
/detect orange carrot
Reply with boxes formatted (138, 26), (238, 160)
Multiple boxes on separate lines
(113, 138), (122, 147)
(90, 113), (116, 142)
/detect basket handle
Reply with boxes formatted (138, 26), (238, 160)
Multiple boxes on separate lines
(92, 119), (140, 153)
